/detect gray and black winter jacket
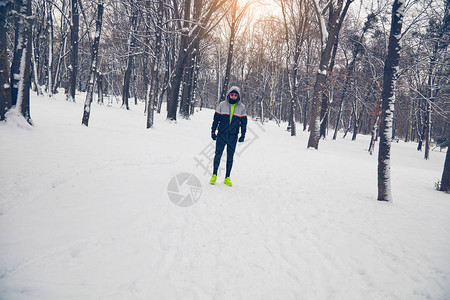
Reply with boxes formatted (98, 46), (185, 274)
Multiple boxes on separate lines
(211, 86), (247, 136)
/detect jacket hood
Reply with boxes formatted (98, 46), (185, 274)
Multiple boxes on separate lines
(227, 86), (241, 104)
(227, 86), (241, 95)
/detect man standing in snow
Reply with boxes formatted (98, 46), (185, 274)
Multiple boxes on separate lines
(210, 86), (247, 187)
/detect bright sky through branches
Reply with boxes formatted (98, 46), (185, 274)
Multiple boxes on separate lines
(243, 0), (282, 20)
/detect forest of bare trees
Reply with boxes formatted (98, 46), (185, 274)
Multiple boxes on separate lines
(0, 0), (448, 194)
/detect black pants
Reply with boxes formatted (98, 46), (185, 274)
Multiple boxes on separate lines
(213, 133), (238, 178)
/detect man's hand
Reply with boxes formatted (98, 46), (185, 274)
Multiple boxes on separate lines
(211, 132), (217, 140)
(238, 135), (245, 142)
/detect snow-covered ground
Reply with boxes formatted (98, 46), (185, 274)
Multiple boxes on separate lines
(0, 93), (449, 300)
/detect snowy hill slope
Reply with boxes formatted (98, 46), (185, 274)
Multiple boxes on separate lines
(0, 94), (449, 300)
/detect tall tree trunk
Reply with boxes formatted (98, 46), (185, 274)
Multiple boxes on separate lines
(146, 0), (163, 128)
(47, 1), (53, 97)
(52, 0), (68, 95)
(81, 0), (103, 126)
(179, 52), (194, 118)
(0, 0), (12, 121)
(439, 123), (450, 192)
(167, 47), (187, 120)
(179, 0), (203, 119)
(69, 0), (79, 102)
(97, 71), (103, 104)
(319, 27), (339, 139)
(142, 44), (149, 115)
(122, 2), (138, 110)
(377, 0), (404, 202)
(166, 0), (225, 120)
(424, 45), (437, 160)
(142, 4), (151, 116)
(289, 39), (302, 136)
(303, 42), (311, 131)
(307, 0), (352, 149)
(10, 0), (32, 124)
(280, 0), (295, 136)
(308, 67), (331, 147)
(31, 35), (43, 96)
(417, 104), (426, 150)
(167, 0), (191, 120)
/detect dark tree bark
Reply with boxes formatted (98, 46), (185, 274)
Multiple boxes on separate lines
(97, 72), (103, 104)
(68, 0), (79, 102)
(290, 32), (300, 134)
(121, 2), (138, 110)
(320, 36), (339, 139)
(46, 1), (53, 97)
(424, 55), (435, 160)
(167, 0), (192, 120)
(377, 0), (405, 202)
(10, 0), (32, 124)
(0, 0), (12, 121)
(280, 0), (295, 135)
(166, 0), (226, 120)
(146, 0), (164, 128)
(307, 0), (353, 149)
(179, 52), (194, 118)
(166, 56), (184, 120)
(82, 0), (104, 126)
(182, 0), (203, 118)
(142, 3), (151, 116)
(303, 41), (312, 131)
(440, 123), (450, 192)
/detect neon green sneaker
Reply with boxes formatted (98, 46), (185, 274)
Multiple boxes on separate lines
(224, 177), (232, 187)
(210, 174), (217, 185)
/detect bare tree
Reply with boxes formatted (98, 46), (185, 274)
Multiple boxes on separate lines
(377, 0), (405, 202)
(145, 0), (164, 128)
(68, 0), (79, 102)
(0, 0), (12, 121)
(424, 0), (449, 159)
(82, 0), (104, 127)
(332, 13), (377, 140)
(179, 0), (204, 119)
(46, 0), (53, 97)
(10, 0), (33, 124)
(122, 1), (138, 110)
(280, 0), (310, 136)
(439, 123), (450, 192)
(166, 0), (227, 121)
(31, 0), (43, 97)
(307, 0), (353, 149)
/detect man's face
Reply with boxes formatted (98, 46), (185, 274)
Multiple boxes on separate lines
(230, 92), (239, 100)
